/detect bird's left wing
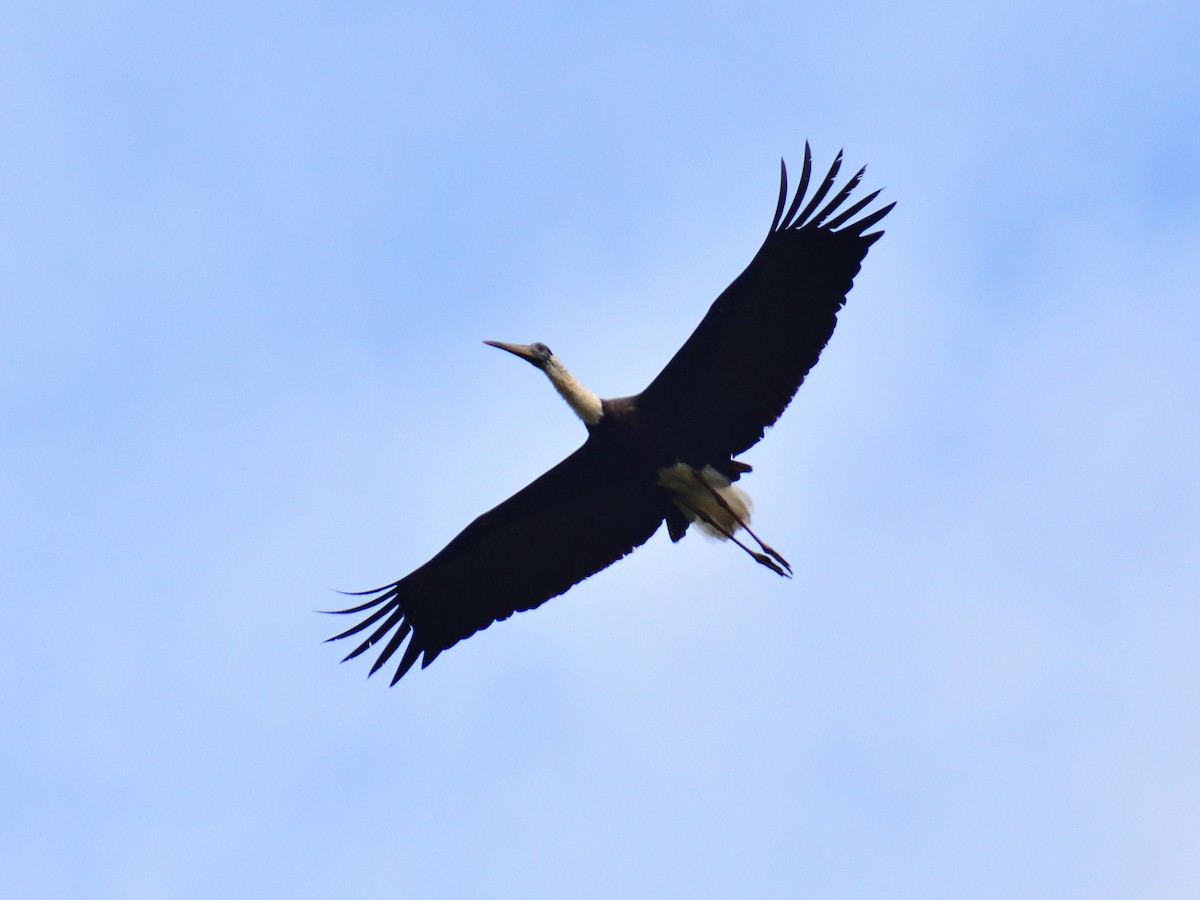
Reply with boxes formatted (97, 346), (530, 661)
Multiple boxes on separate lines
(325, 442), (665, 684)
(638, 146), (893, 460)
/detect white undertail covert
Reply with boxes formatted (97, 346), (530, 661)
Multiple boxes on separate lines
(656, 462), (754, 537)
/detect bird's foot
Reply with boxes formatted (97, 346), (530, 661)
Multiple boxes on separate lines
(759, 543), (793, 576)
(754, 551), (792, 578)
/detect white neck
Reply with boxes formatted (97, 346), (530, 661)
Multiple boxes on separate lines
(544, 358), (603, 425)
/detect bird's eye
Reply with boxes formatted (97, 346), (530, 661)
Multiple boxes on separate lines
(533, 342), (551, 356)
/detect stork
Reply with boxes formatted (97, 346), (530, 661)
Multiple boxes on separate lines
(327, 145), (893, 684)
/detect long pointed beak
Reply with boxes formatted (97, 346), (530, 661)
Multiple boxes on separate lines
(483, 340), (541, 365)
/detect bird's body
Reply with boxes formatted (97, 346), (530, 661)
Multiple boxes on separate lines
(327, 146), (893, 684)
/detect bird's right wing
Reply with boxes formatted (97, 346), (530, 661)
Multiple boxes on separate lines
(638, 146), (893, 460)
(325, 442), (665, 684)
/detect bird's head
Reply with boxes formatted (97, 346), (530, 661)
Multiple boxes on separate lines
(483, 338), (602, 425)
(483, 340), (555, 370)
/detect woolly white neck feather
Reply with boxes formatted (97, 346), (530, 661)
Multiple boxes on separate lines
(542, 356), (603, 425)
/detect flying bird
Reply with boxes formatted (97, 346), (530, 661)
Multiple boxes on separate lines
(327, 145), (893, 684)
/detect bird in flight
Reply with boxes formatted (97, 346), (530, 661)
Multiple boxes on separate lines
(327, 145), (893, 684)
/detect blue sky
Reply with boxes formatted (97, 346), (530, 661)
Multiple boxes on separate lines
(3, 2), (1199, 897)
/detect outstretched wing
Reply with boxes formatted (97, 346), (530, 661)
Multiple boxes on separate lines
(325, 441), (665, 685)
(638, 145), (894, 460)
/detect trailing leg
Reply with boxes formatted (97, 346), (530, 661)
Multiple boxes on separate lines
(674, 498), (790, 578)
(690, 468), (793, 575)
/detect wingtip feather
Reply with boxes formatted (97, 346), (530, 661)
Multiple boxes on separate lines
(791, 152), (844, 228)
(390, 641), (425, 686)
(824, 188), (880, 231)
(771, 158), (789, 232)
(848, 200), (896, 236)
